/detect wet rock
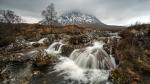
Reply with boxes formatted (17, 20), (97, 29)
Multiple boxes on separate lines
(34, 50), (51, 65)
(61, 45), (74, 57)
(32, 43), (41, 47)
(25, 49), (58, 65)
(4, 36), (30, 52)
(68, 35), (90, 45)
(38, 38), (50, 46)
(29, 70), (48, 84)
(0, 61), (32, 84)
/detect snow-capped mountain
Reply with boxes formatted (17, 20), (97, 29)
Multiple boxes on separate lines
(58, 11), (106, 27)
(39, 10), (124, 29)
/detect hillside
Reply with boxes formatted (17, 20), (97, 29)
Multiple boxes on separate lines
(58, 11), (125, 30)
(111, 24), (150, 84)
(0, 23), (124, 47)
(0, 22), (150, 84)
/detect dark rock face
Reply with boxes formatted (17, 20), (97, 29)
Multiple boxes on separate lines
(61, 45), (74, 57)
(32, 43), (41, 47)
(68, 35), (91, 45)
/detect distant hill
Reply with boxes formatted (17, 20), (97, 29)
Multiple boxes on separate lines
(58, 11), (125, 30)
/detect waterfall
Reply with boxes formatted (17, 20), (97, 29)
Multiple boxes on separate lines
(48, 41), (116, 84)
(110, 45), (116, 68)
(45, 40), (65, 55)
(69, 41), (116, 69)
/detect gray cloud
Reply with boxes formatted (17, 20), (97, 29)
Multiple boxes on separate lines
(0, 0), (150, 25)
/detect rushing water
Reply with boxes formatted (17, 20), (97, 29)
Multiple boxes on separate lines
(1, 39), (116, 84)
(45, 40), (65, 55)
(47, 41), (116, 84)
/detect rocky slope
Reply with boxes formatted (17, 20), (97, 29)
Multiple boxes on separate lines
(58, 11), (104, 25)
(58, 11), (125, 29)
(111, 24), (150, 84)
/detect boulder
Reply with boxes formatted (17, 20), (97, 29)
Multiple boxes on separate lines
(61, 45), (74, 57)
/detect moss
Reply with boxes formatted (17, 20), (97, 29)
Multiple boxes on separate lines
(48, 54), (58, 63)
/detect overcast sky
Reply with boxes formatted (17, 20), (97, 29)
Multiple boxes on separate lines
(0, 0), (150, 25)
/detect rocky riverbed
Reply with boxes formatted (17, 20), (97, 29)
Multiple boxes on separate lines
(0, 32), (119, 84)
(0, 26), (150, 84)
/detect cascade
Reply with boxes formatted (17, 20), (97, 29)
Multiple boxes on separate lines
(45, 40), (65, 55)
(47, 41), (116, 84)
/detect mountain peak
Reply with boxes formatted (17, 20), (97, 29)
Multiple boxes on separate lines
(58, 11), (105, 26)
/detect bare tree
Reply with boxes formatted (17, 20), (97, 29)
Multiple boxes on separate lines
(0, 9), (23, 24)
(41, 3), (57, 27)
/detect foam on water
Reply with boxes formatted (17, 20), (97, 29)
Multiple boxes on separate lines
(45, 40), (64, 55)
(54, 57), (88, 83)
(49, 41), (116, 84)
(38, 38), (48, 44)
(54, 56), (111, 84)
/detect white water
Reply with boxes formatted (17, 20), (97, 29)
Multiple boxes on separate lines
(28, 38), (48, 45)
(54, 57), (110, 84)
(69, 41), (116, 69)
(48, 41), (116, 84)
(38, 37), (48, 44)
(45, 40), (64, 55)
